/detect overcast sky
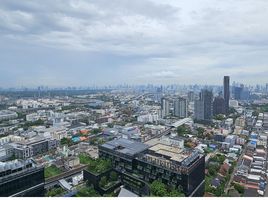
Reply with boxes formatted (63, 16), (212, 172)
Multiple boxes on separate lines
(0, 0), (268, 88)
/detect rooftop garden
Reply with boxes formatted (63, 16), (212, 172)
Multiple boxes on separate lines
(79, 154), (112, 174)
(75, 185), (100, 197)
(99, 171), (119, 189)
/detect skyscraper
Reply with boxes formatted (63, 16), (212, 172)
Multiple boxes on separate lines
(224, 76), (230, 114)
(161, 98), (170, 118)
(174, 98), (188, 118)
(234, 86), (243, 100)
(213, 96), (225, 116)
(194, 89), (213, 121)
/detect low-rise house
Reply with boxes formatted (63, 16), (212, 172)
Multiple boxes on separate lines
(211, 178), (221, 188)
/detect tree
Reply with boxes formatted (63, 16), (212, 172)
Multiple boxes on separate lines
(214, 114), (225, 121)
(177, 125), (191, 136)
(45, 187), (64, 197)
(168, 187), (185, 197)
(76, 186), (100, 197)
(107, 123), (114, 128)
(208, 165), (218, 176)
(252, 110), (259, 117)
(110, 171), (118, 181)
(196, 127), (205, 138)
(150, 180), (168, 197)
(60, 137), (73, 146)
(234, 183), (244, 194)
(217, 154), (226, 164)
(91, 128), (102, 134)
(99, 176), (108, 188)
(89, 137), (98, 145)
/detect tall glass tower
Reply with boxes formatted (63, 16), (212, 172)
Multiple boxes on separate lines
(224, 76), (230, 114)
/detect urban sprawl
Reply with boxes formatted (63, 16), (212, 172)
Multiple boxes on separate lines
(0, 76), (268, 197)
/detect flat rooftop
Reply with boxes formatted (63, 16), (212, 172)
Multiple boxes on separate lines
(101, 138), (149, 156)
(149, 143), (189, 162)
(0, 159), (35, 173)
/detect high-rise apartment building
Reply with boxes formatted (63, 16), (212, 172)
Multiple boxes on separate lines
(194, 90), (213, 121)
(213, 96), (225, 116)
(224, 76), (230, 114)
(161, 98), (170, 118)
(174, 98), (188, 118)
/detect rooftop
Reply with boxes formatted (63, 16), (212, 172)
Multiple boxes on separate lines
(149, 143), (187, 162)
(101, 138), (149, 156)
(118, 187), (138, 197)
(0, 159), (35, 172)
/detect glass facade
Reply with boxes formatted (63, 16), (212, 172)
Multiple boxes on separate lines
(0, 167), (45, 197)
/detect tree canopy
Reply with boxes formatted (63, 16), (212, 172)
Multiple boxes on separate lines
(150, 180), (185, 197)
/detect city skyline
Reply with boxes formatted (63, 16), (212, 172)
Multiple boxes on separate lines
(1, 0), (268, 87)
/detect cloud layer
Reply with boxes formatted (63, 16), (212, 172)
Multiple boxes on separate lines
(0, 0), (268, 87)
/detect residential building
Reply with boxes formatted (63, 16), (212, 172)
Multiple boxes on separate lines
(213, 96), (225, 116)
(0, 110), (18, 121)
(174, 98), (188, 118)
(161, 98), (170, 118)
(194, 90), (213, 121)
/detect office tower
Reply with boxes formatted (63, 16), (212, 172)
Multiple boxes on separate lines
(240, 87), (250, 101)
(234, 86), (243, 100)
(213, 96), (225, 116)
(194, 90), (213, 121)
(223, 76), (230, 114)
(266, 83), (268, 94)
(194, 99), (204, 121)
(161, 98), (170, 118)
(174, 98), (188, 118)
(0, 159), (45, 197)
(203, 90), (213, 120)
(98, 138), (205, 197)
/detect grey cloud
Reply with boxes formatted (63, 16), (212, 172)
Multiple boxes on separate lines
(0, 0), (268, 87)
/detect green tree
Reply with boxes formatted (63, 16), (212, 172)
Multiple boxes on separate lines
(110, 171), (118, 181)
(196, 127), (205, 138)
(177, 125), (191, 136)
(99, 176), (108, 188)
(150, 180), (168, 197)
(168, 186), (185, 197)
(208, 168), (216, 176)
(91, 128), (102, 134)
(234, 183), (244, 194)
(252, 111), (259, 117)
(107, 123), (114, 128)
(60, 137), (73, 146)
(45, 187), (65, 197)
(214, 114), (225, 121)
(76, 186), (100, 197)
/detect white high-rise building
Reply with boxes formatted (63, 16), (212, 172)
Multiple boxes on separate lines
(161, 98), (170, 118)
(174, 98), (188, 118)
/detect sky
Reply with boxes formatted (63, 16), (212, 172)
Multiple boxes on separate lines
(0, 0), (268, 88)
